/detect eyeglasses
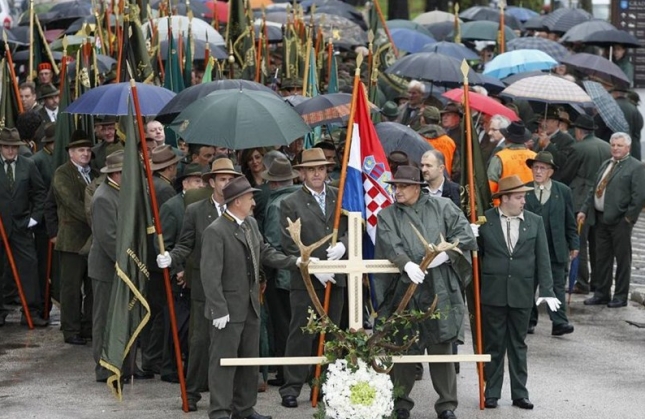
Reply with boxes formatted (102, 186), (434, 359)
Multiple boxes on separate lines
(532, 165), (550, 172)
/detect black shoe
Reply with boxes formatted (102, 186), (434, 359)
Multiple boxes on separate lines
(243, 412), (272, 419)
(64, 335), (87, 345)
(484, 398), (498, 409)
(161, 373), (180, 383)
(187, 400), (197, 412)
(0, 312), (7, 327)
(512, 398), (534, 409)
(438, 410), (456, 419)
(123, 369), (155, 383)
(571, 285), (589, 295)
(607, 299), (627, 308)
(395, 408), (410, 419)
(527, 324), (535, 334)
(415, 363), (423, 381)
(20, 314), (49, 327)
(584, 296), (610, 306)
(281, 395), (298, 408)
(552, 323), (574, 336)
(267, 378), (284, 386)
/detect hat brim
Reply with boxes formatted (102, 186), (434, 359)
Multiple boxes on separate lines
(0, 140), (26, 146)
(65, 140), (93, 150)
(261, 169), (300, 182)
(100, 164), (123, 174)
(202, 169), (243, 182)
(572, 123), (597, 130)
(38, 92), (59, 100)
(224, 186), (261, 204)
(384, 179), (428, 186)
(491, 184), (534, 199)
(526, 159), (558, 171)
(501, 127), (531, 144)
(150, 154), (183, 171)
(177, 170), (204, 181)
(293, 160), (335, 168)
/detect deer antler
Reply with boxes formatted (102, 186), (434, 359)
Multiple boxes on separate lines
(286, 217), (333, 319)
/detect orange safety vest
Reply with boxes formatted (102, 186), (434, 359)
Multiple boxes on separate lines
(489, 147), (536, 204)
(424, 134), (456, 177)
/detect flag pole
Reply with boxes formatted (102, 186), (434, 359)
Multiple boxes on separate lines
(3, 32), (24, 113)
(310, 54), (363, 407)
(129, 78), (189, 412)
(460, 60), (485, 410)
(498, 0), (506, 54)
(0, 214), (33, 329)
(28, 0), (34, 81)
(372, 0), (397, 57)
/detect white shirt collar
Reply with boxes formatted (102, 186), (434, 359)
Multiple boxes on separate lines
(226, 210), (245, 226)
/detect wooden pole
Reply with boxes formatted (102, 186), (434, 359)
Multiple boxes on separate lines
(3, 33), (24, 114)
(372, 0), (398, 57)
(310, 55), (363, 407)
(460, 60), (485, 411)
(0, 214), (33, 329)
(28, 0), (34, 81)
(499, 0), (506, 54)
(129, 79), (189, 412)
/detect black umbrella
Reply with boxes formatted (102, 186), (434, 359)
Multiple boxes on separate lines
(310, 13), (367, 47)
(459, 6), (523, 31)
(542, 7), (592, 34)
(561, 53), (630, 88)
(294, 93), (378, 128)
(67, 54), (117, 78)
(374, 122), (433, 165)
(584, 29), (643, 48)
(151, 0), (211, 20)
(1, 28), (25, 46)
(159, 39), (228, 61)
(560, 19), (616, 44)
(44, 0), (93, 29)
(65, 15), (117, 35)
(12, 49), (64, 62)
(156, 80), (279, 124)
(313, 2), (368, 31)
(385, 52), (482, 88)
(255, 22), (282, 43)
(523, 15), (546, 31)
(424, 21), (455, 42)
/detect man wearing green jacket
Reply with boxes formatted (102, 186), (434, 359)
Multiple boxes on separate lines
(478, 175), (560, 410)
(375, 166), (477, 419)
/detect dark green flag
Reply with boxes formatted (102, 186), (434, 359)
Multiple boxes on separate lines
(163, 17), (185, 93)
(121, 5), (154, 83)
(0, 59), (19, 128)
(183, 29), (193, 88)
(459, 105), (492, 221)
(227, 0), (256, 80)
(99, 100), (153, 398)
(53, 57), (74, 169)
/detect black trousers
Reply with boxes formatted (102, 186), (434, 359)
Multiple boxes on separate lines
(0, 228), (41, 314)
(594, 217), (633, 302)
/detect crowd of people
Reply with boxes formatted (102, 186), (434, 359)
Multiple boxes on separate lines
(1, 3), (645, 419)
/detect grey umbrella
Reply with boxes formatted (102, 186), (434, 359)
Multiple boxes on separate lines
(582, 80), (629, 133)
(375, 122), (433, 165)
(584, 30), (643, 48)
(542, 8), (592, 34)
(560, 19), (616, 44)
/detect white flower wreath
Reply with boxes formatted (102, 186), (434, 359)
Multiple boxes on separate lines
(322, 359), (394, 419)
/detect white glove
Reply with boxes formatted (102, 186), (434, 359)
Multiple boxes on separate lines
(536, 297), (561, 312)
(314, 273), (336, 286)
(326, 242), (346, 261)
(404, 262), (426, 284)
(212, 314), (230, 329)
(156, 251), (172, 269)
(428, 251), (449, 268)
(470, 223), (479, 237)
(28, 218), (38, 228)
(296, 256), (320, 266)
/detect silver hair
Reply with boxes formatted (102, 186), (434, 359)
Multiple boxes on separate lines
(610, 132), (632, 145)
(408, 80), (426, 94)
(490, 114), (511, 129)
(421, 149), (445, 165)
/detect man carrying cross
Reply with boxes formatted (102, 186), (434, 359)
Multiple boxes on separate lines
(374, 166), (478, 419)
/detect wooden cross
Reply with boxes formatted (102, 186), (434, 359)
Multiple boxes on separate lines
(222, 212), (490, 367)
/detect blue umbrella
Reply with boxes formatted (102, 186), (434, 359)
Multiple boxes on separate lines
(484, 49), (558, 79)
(65, 82), (176, 116)
(390, 27), (436, 53)
(506, 6), (539, 22)
(422, 41), (479, 61)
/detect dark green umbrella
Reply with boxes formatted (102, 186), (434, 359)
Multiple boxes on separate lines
(169, 89), (311, 149)
(453, 20), (516, 42)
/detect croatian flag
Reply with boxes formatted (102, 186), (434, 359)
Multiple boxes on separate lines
(341, 82), (393, 243)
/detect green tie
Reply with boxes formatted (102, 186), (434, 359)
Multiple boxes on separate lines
(5, 160), (14, 190)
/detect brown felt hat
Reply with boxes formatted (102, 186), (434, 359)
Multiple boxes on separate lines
(491, 175), (534, 199)
(526, 151), (558, 170)
(384, 165), (427, 186)
(223, 176), (260, 204)
(202, 158), (242, 181)
(293, 148), (335, 168)
(100, 150), (125, 174)
(177, 163), (205, 181)
(37, 83), (59, 100)
(0, 127), (24, 146)
(94, 115), (118, 126)
(41, 122), (56, 144)
(261, 157), (299, 182)
(150, 145), (183, 171)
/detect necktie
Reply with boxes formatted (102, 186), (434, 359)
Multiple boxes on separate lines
(5, 160), (14, 190)
(538, 185), (544, 205)
(80, 167), (91, 184)
(315, 192), (326, 215)
(595, 161), (616, 198)
(242, 222), (258, 280)
(218, 204), (225, 217)
(505, 216), (514, 254)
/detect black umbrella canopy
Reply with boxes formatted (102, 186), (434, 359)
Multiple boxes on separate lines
(313, 1), (367, 31)
(459, 6), (524, 32)
(542, 7), (592, 34)
(12, 49), (64, 62)
(159, 39), (228, 61)
(66, 15), (117, 35)
(523, 14), (546, 31)
(385, 52), (482, 88)
(424, 21), (455, 42)
(561, 52), (630, 88)
(151, 0), (211, 20)
(310, 13), (367, 47)
(374, 122), (433, 166)
(43, 0), (93, 30)
(560, 19), (616, 44)
(67, 54), (117, 78)
(387, 19), (436, 38)
(584, 30), (643, 48)
(156, 80), (280, 124)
